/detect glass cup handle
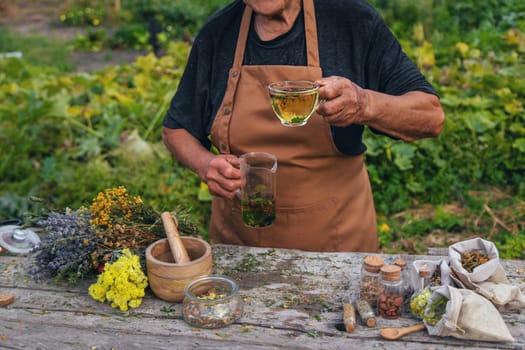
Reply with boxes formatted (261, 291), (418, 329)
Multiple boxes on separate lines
(315, 98), (326, 112)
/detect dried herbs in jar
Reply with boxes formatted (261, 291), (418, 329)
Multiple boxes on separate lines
(182, 276), (243, 329)
(355, 299), (376, 327)
(359, 255), (384, 309)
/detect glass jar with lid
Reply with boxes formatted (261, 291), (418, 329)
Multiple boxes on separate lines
(182, 275), (243, 329)
(394, 258), (413, 313)
(359, 255), (384, 309)
(377, 264), (404, 319)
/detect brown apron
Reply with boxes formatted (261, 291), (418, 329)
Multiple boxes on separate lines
(209, 0), (378, 252)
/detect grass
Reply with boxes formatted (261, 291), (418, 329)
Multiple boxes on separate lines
(0, 28), (74, 71)
(378, 189), (524, 258)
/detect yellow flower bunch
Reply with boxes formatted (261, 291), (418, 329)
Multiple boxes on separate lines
(89, 186), (143, 228)
(88, 248), (148, 311)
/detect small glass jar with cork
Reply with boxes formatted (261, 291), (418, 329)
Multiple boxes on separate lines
(359, 255), (384, 310)
(394, 257), (413, 314)
(409, 267), (432, 319)
(377, 264), (404, 319)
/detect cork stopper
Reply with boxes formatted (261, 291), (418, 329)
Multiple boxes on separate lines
(394, 258), (406, 269)
(366, 317), (376, 327)
(0, 292), (15, 307)
(419, 268), (431, 278)
(363, 255), (384, 273)
(380, 264), (401, 282)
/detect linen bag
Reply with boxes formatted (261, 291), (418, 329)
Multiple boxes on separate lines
(448, 237), (501, 283)
(448, 237), (525, 311)
(424, 285), (514, 343)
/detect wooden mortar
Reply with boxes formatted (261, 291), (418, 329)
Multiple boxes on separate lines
(145, 213), (212, 302)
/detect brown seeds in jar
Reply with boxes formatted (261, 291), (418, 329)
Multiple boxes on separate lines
(378, 265), (404, 319)
(377, 293), (403, 319)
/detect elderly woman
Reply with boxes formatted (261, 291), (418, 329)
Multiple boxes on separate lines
(162, 0), (445, 252)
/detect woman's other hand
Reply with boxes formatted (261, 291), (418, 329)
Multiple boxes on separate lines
(204, 154), (241, 200)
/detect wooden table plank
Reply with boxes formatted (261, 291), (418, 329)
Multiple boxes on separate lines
(1, 244), (525, 349)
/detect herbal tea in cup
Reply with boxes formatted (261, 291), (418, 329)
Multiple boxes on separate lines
(239, 152), (277, 228)
(268, 80), (320, 127)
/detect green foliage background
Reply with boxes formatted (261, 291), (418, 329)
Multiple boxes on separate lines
(0, 0), (524, 256)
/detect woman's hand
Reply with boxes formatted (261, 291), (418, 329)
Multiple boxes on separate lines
(315, 76), (369, 127)
(203, 154), (241, 200)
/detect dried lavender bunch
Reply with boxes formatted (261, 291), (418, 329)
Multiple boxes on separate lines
(28, 208), (100, 284)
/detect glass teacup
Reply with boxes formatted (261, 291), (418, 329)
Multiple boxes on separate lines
(268, 80), (320, 127)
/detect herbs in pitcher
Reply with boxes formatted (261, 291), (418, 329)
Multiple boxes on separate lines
(241, 193), (276, 228)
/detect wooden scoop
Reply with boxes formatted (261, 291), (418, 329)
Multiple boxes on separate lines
(160, 211), (190, 264)
(380, 323), (426, 340)
(0, 292), (15, 307)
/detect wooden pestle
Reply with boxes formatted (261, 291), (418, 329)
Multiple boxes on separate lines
(160, 212), (190, 264)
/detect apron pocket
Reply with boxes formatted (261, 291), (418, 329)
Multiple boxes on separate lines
(261, 197), (342, 251)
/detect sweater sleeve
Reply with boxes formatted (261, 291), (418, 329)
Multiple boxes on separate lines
(162, 1), (242, 149)
(364, 13), (437, 97)
(162, 32), (214, 149)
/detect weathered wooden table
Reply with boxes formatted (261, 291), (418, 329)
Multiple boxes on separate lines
(1, 244), (525, 349)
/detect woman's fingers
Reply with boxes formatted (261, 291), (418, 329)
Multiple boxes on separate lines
(205, 155), (241, 199)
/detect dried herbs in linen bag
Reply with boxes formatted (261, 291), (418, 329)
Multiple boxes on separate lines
(448, 237), (525, 312)
(424, 285), (514, 343)
(449, 237), (501, 284)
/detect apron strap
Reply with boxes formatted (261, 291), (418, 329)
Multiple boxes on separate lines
(232, 5), (253, 71)
(213, 4), (252, 154)
(303, 0), (320, 67)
